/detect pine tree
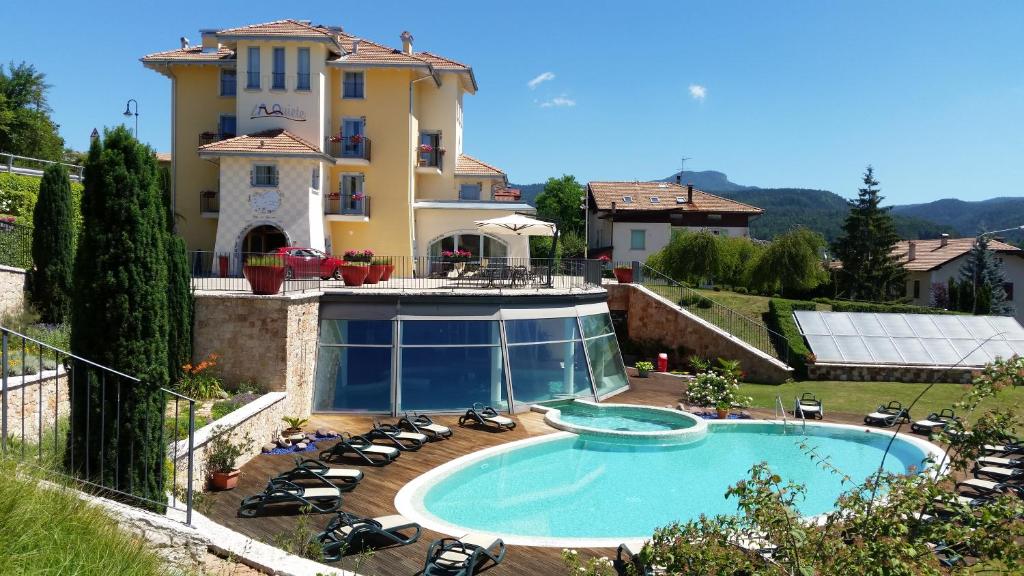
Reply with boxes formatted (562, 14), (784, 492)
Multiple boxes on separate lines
(831, 166), (906, 301)
(162, 165), (193, 384)
(66, 127), (168, 508)
(30, 163), (74, 323)
(959, 235), (1013, 315)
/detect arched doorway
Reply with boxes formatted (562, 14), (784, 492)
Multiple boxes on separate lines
(242, 225), (287, 253)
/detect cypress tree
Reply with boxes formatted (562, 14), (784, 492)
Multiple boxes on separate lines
(66, 127), (168, 508)
(831, 166), (906, 301)
(959, 235), (1013, 315)
(30, 163), (75, 323)
(162, 164), (193, 384)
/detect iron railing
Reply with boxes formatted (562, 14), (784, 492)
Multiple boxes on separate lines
(0, 220), (32, 269)
(199, 190), (219, 214)
(325, 137), (371, 161)
(325, 194), (369, 217)
(189, 252), (601, 294)
(0, 326), (196, 525)
(198, 131), (233, 147)
(636, 263), (790, 364)
(0, 152), (84, 181)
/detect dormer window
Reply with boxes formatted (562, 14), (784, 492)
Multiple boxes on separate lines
(621, 195), (634, 204)
(649, 197), (660, 204)
(675, 197), (686, 204)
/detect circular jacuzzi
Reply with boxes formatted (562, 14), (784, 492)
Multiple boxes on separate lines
(534, 400), (706, 443)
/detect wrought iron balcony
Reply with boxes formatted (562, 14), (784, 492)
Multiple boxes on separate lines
(325, 193), (370, 218)
(325, 136), (372, 162)
(199, 190), (219, 215)
(198, 131), (234, 147)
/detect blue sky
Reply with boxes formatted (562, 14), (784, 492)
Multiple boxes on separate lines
(3, 0), (1022, 204)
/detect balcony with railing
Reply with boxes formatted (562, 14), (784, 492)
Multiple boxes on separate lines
(324, 135), (371, 165)
(416, 144), (443, 175)
(199, 130), (234, 147)
(325, 193), (370, 221)
(199, 190), (219, 217)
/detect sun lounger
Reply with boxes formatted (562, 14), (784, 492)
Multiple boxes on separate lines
(981, 442), (1024, 456)
(366, 419), (427, 451)
(316, 511), (422, 561)
(976, 455), (1024, 469)
(319, 432), (400, 466)
(929, 543), (967, 568)
(864, 401), (911, 427)
(972, 465), (1024, 482)
(459, 403), (516, 430)
(794, 393), (823, 420)
(399, 412), (453, 440)
(957, 478), (1022, 498)
(422, 533), (506, 576)
(238, 478), (342, 517)
(273, 458), (363, 491)
(911, 408), (957, 434)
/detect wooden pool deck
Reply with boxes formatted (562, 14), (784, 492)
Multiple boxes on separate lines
(200, 374), (899, 576)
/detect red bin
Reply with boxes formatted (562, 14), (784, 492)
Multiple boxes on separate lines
(657, 353), (668, 373)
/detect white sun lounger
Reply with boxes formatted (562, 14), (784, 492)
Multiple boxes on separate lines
(973, 466), (1024, 481)
(423, 532), (506, 575)
(976, 456), (1023, 469)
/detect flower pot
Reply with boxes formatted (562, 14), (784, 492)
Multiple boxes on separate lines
(613, 268), (633, 284)
(364, 264), (386, 285)
(340, 264), (369, 287)
(209, 469), (240, 491)
(637, 369), (650, 378)
(243, 265), (285, 295)
(716, 408), (729, 419)
(380, 264), (395, 281)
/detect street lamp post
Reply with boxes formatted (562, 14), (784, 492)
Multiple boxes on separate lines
(123, 99), (139, 138)
(971, 225), (1024, 314)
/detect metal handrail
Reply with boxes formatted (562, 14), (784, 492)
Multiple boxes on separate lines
(1, 151), (84, 180)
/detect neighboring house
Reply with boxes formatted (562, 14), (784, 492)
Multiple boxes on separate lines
(895, 235), (1024, 319)
(586, 180), (763, 262)
(142, 20), (531, 261)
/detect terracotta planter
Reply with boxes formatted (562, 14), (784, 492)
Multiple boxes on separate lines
(243, 265), (285, 295)
(716, 408), (729, 419)
(364, 264), (386, 285)
(341, 264), (369, 287)
(613, 268), (633, 284)
(208, 469), (240, 491)
(380, 264), (395, 281)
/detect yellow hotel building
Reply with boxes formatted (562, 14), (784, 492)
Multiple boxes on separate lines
(142, 19), (531, 261)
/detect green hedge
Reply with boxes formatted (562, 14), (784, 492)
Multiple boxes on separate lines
(812, 297), (959, 315)
(767, 298), (818, 378)
(0, 172), (83, 229)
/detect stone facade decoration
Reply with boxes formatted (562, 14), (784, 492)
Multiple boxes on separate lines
(0, 265), (27, 318)
(808, 362), (977, 384)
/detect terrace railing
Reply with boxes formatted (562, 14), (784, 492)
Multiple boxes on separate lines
(0, 326), (197, 525)
(0, 152), (84, 181)
(0, 220), (33, 269)
(636, 263), (790, 364)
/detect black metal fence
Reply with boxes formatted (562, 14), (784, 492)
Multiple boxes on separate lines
(0, 220), (32, 269)
(0, 326), (197, 524)
(189, 251), (604, 294)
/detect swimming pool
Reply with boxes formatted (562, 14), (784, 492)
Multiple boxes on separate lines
(537, 401), (706, 444)
(395, 420), (944, 548)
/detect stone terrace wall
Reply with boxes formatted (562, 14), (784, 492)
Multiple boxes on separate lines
(0, 265), (26, 317)
(2, 370), (68, 442)
(808, 362), (977, 384)
(607, 283), (793, 384)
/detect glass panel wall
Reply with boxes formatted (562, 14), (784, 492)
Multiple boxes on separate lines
(581, 313), (629, 396)
(505, 317), (594, 404)
(399, 320), (506, 412)
(314, 320), (393, 412)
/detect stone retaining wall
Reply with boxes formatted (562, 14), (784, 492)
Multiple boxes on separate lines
(0, 265), (26, 317)
(607, 283), (792, 384)
(2, 369), (68, 442)
(808, 362), (977, 384)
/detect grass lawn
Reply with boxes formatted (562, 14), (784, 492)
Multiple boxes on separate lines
(648, 284), (829, 323)
(741, 380), (1024, 422)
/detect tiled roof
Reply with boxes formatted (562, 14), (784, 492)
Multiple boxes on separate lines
(141, 45), (235, 62)
(216, 19), (334, 39)
(455, 154), (505, 176)
(197, 129), (321, 155)
(154, 152), (172, 163)
(895, 237), (1021, 271)
(587, 181), (764, 214)
(415, 51), (471, 71)
(329, 34), (471, 71)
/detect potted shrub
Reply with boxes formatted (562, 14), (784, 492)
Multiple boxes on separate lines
(368, 257), (391, 284)
(242, 255), (286, 295)
(686, 366), (752, 419)
(341, 249), (373, 286)
(282, 416), (309, 444)
(205, 428), (252, 491)
(376, 256), (395, 281)
(635, 361), (654, 378)
(715, 400), (731, 420)
(613, 265), (633, 284)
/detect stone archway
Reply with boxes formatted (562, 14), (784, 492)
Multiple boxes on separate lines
(237, 223), (288, 254)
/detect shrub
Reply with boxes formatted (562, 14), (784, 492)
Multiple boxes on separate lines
(164, 415), (209, 441)
(766, 298), (817, 378)
(210, 400), (240, 421)
(734, 286), (748, 294)
(245, 254), (283, 267)
(821, 298), (960, 315)
(204, 427), (252, 474)
(686, 370), (751, 408)
(175, 352), (225, 400)
(635, 361), (654, 373)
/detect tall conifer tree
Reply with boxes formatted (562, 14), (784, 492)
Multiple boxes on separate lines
(959, 235), (1013, 316)
(31, 163), (74, 322)
(162, 165), (193, 384)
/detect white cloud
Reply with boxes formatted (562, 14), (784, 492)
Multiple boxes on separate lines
(539, 95), (576, 108)
(688, 84), (707, 101)
(527, 71), (556, 89)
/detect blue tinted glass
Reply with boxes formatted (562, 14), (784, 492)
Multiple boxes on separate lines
(319, 320), (392, 345)
(580, 313), (614, 338)
(400, 347), (507, 411)
(505, 317), (580, 344)
(585, 334), (629, 396)
(313, 347), (391, 412)
(402, 320), (498, 346)
(507, 341), (593, 403)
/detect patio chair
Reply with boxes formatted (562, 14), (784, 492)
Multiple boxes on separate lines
(929, 543), (968, 568)
(911, 408), (957, 434)
(976, 455), (1024, 469)
(972, 465), (1024, 482)
(366, 419), (427, 451)
(316, 511), (422, 561)
(863, 401), (911, 427)
(981, 441), (1024, 456)
(794, 393), (823, 420)
(273, 458), (363, 491)
(617, 542), (667, 576)
(319, 432), (400, 466)
(459, 403), (516, 430)
(956, 477), (1023, 498)
(422, 533), (506, 576)
(398, 412), (453, 440)
(238, 478), (342, 518)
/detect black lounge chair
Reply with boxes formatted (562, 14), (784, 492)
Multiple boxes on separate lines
(273, 458), (363, 491)
(422, 533), (506, 576)
(911, 408), (957, 434)
(972, 465), (1024, 483)
(366, 419), (427, 451)
(864, 401), (911, 427)
(238, 478), (342, 518)
(399, 412), (453, 440)
(459, 403), (516, 430)
(319, 432), (400, 467)
(316, 511), (422, 561)
(956, 477), (1023, 498)
(981, 440), (1024, 456)
(794, 393), (823, 420)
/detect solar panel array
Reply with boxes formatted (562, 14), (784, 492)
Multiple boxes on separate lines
(793, 311), (1024, 367)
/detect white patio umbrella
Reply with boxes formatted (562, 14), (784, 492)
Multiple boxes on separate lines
(474, 214), (557, 237)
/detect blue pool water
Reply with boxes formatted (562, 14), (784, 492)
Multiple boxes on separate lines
(553, 403), (695, 432)
(420, 423), (930, 541)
